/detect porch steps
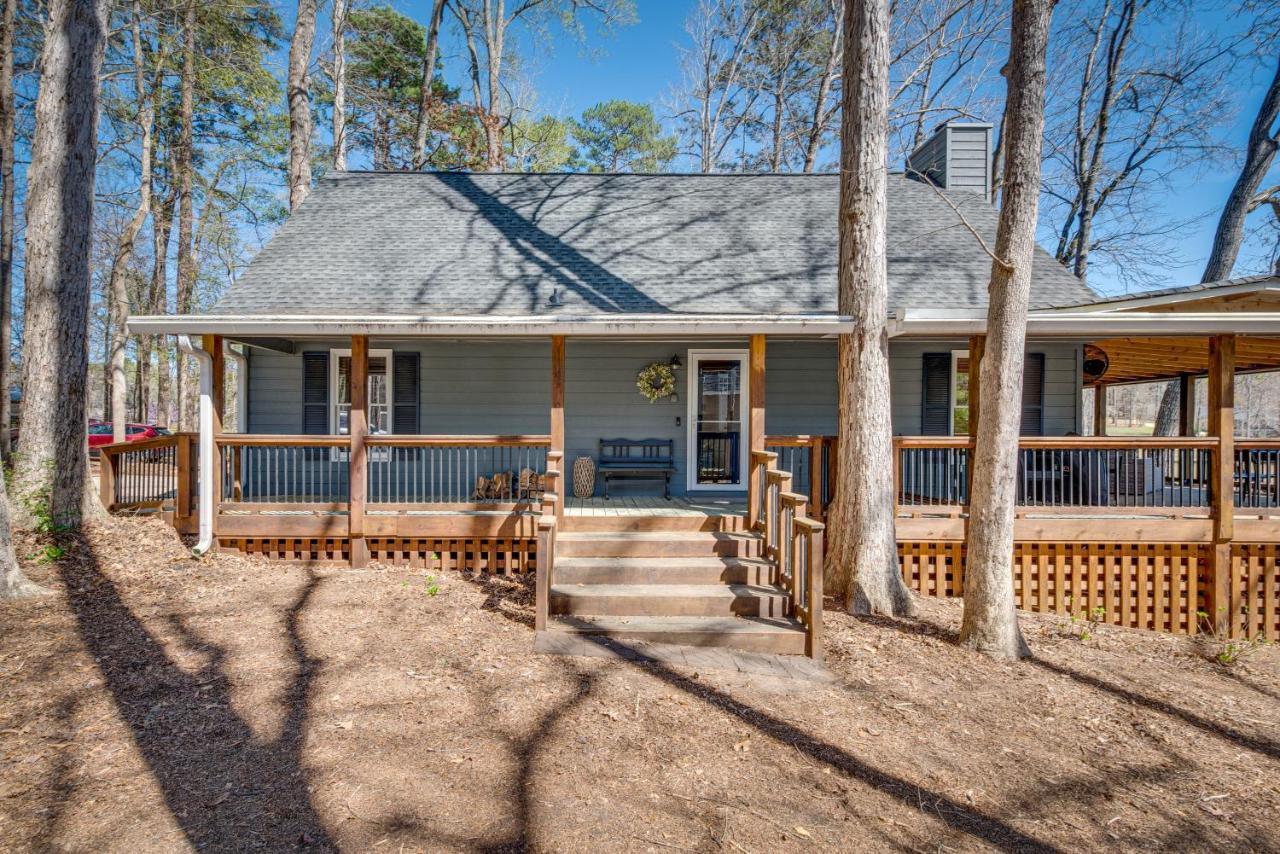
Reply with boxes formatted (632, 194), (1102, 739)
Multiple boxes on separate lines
(547, 530), (807, 655)
(546, 615), (806, 655)
(557, 531), (756, 558)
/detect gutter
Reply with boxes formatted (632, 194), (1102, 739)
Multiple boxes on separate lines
(176, 335), (215, 556)
(889, 309), (1280, 338)
(127, 313), (857, 338)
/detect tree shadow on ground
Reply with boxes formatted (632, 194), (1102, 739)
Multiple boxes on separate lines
(866, 612), (1280, 762)
(58, 537), (335, 850)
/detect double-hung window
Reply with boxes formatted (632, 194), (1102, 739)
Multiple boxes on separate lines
(330, 349), (393, 459)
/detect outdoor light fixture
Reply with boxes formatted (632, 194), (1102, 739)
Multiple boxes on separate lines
(669, 354), (682, 369)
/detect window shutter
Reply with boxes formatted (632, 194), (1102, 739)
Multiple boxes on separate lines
(302, 352), (329, 434)
(1020, 352), (1045, 436)
(393, 351), (420, 434)
(921, 353), (951, 435)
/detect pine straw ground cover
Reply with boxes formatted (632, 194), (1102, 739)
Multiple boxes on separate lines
(1, 518), (1278, 853)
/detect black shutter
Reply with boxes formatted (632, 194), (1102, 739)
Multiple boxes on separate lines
(921, 353), (952, 435)
(393, 351), (420, 434)
(1021, 352), (1045, 436)
(302, 352), (329, 434)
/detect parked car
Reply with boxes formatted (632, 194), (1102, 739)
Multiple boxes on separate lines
(88, 423), (164, 449)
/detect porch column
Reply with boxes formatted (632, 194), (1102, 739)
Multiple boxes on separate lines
(1093, 384), (1107, 436)
(203, 334), (225, 530)
(1207, 334), (1236, 636)
(550, 335), (565, 520)
(349, 335), (369, 568)
(1178, 372), (1196, 436)
(747, 334), (765, 529)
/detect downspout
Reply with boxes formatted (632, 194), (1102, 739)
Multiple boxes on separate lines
(177, 335), (215, 555)
(222, 340), (247, 432)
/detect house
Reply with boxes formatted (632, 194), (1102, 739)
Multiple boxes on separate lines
(126, 121), (1280, 657)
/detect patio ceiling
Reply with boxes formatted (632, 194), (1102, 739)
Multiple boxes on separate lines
(1085, 336), (1280, 386)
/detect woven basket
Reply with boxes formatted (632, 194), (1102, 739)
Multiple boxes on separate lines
(572, 456), (596, 499)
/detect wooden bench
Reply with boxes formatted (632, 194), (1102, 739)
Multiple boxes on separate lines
(598, 438), (675, 499)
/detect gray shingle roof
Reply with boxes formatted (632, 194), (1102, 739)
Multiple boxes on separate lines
(214, 171), (1096, 317)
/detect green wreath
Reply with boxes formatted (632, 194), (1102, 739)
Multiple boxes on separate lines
(636, 362), (677, 402)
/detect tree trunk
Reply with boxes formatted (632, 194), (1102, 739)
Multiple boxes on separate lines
(0, 0), (16, 459)
(175, 0), (196, 432)
(827, 0), (915, 617)
(107, 0), (156, 443)
(12, 0), (109, 528)
(412, 0), (445, 170)
(1202, 58), (1280, 283)
(480, 0), (505, 171)
(802, 0), (841, 173)
(1153, 380), (1180, 436)
(0, 474), (45, 598)
(287, 0), (318, 208)
(959, 0), (1054, 660)
(331, 0), (346, 171)
(150, 186), (174, 428)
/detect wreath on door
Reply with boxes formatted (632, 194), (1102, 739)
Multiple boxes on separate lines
(636, 361), (677, 403)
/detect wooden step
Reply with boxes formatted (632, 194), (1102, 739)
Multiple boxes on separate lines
(550, 582), (790, 619)
(547, 614), (806, 655)
(561, 515), (746, 533)
(554, 556), (775, 586)
(557, 531), (758, 558)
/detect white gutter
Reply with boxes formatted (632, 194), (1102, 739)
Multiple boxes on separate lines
(127, 313), (856, 338)
(177, 335), (215, 556)
(889, 309), (1280, 338)
(222, 341), (248, 432)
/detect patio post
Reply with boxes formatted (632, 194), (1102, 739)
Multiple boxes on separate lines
(1178, 372), (1196, 436)
(747, 334), (765, 529)
(349, 335), (369, 568)
(1207, 333), (1236, 636)
(1093, 384), (1107, 436)
(550, 335), (565, 521)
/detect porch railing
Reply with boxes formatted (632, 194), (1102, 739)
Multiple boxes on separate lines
(1235, 440), (1280, 509)
(213, 434), (552, 509)
(751, 449), (825, 660)
(894, 437), (1217, 513)
(765, 435), (837, 519)
(98, 433), (197, 522)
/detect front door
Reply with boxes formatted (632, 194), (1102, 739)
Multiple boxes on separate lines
(687, 350), (748, 491)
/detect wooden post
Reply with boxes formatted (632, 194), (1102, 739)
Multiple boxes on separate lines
(1093, 384), (1107, 436)
(808, 436), (824, 519)
(1178, 372), (1196, 436)
(349, 335), (369, 568)
(748, 334), (766, 528)
(806, 524), (824, 661)
(1207, 334), (1236, 637)
(98, 448), (116, 511)
(176, 433), (193, 526)
(550, 335), (565, 521)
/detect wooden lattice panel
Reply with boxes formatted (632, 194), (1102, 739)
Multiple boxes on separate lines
(1230, 544), (1280, 642)
(218, 536), (537, 575)
(900, 541), (1209, 637)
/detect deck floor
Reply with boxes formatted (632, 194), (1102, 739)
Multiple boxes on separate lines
(564, 496), (747, 518)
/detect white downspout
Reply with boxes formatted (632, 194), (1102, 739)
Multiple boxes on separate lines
(222, 341), (248, 433)
(177, 335), (215, 555)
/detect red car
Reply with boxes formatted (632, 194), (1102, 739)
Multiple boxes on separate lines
(88, 423), (167, 448)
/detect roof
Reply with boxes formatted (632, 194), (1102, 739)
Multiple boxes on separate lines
(211, 171), (1096, 318)
(1049, 274), (1280, 312)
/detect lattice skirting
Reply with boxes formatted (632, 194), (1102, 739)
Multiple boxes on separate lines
(217, 536), (537, 574)
(899, 541), (1279, 641)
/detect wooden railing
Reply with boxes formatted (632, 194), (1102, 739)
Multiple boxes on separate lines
(894, 436), (1218, 514)
(1234, 440), (1280, 510)
(534, 452), (561, 631)
(752, 449), (825, 660)
(764, 435), (837, 520)
(98, 433), (197, 526)
(212, 434), (553, 509)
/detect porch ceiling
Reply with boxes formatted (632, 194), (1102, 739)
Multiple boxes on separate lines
(1086, 336), (1280, 386)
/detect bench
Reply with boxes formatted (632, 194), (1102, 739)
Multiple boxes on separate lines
(598, 438), (675, 499)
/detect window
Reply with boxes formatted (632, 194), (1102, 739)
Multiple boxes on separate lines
(330, 349), (394, 436)
(951, 350), (970, 435)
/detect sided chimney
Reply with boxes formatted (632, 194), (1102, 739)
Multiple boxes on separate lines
(905, 121), (993, 201)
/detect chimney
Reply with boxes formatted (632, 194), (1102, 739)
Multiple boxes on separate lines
(905, 121), (993, 201)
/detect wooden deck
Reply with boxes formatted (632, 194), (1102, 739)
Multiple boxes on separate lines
(565, 496), (747, 518)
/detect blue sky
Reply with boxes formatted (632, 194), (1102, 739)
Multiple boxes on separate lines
(276, 0), (1280, 297)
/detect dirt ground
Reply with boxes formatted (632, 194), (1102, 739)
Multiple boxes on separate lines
(1, 517), (1278, 853)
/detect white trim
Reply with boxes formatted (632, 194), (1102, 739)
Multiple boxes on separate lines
(889, 309), (1280, 337)
(950, 349), (969, 436)
(126, 313), (856, 338)
(329, 347), (393, 462)
(686, 349), (750, 493)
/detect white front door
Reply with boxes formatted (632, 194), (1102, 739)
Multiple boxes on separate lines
(686, 350), (749, 492)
